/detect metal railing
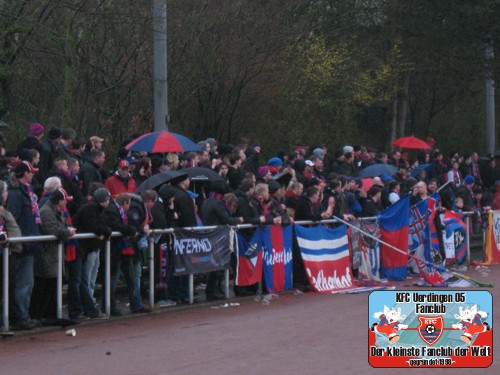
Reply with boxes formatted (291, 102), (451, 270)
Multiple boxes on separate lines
(1, 211), (475, 333)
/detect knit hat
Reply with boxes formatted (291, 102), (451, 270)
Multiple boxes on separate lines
(312, 148), (324, 159)
(267, 157), (283, 167)
(267, 180), (281, 194)
(305, 160), (314, 167)
(258, 166), (271, 178)
(93, 188), (110, 203)
(464, 175), (475, 185)
(29, 122), (44, 137)
(406, 177), (418, 188)
(343, 145), (354, 154)
(47, 127), (62, 140)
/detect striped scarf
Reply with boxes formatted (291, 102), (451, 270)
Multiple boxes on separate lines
(113, 200), (134, 255)
(21, 183), (41, 224)
(62, 207), (77, 261)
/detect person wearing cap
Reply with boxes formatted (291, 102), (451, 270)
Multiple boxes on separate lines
(39, 127), (62, 180)
(72, 187), (112, 319)
(302, 159), (315, 180)
(7, 161), (43, 330)
(89, 136), (104, 151)
(105, 159), (137, 198)
(30, 188), (76, 321)
(80, 149), (106, 196)
(16, 122), (45, 155)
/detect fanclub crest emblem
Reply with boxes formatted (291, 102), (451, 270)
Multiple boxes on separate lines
(418, 315), (444, 345)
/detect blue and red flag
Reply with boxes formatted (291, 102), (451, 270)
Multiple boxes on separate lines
(408, 197), (430, 274)
(295, 224), (356, 293)
(262, 225), (293, 293)
(427, 194), (442, 261)
(379, 194), (410, 280)
(441, 208), (467, 264)
(235, 229), (263, 286)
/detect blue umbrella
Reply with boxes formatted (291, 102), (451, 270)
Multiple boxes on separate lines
(410, 163), (432, 177)
(357, 164), (398, 178)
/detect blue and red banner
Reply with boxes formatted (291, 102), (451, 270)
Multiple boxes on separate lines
(262, 225), (293, 293)
(295, 224), (356, 293)
(379, 195), (410, 280)
(441, 209), (467, 264)
(235, 229), (263, 286)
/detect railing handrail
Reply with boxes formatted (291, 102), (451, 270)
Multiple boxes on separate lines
(4, 211), (476, 243)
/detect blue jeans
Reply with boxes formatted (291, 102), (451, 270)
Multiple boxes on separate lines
(67, 255), (98, 319)
(82, 250), (100, 303)
(10, 253), (34, 322)
(121, 256), (144, 311)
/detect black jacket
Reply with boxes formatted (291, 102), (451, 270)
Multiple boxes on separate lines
(79, 160), (105, 196)
(201, 197), (240, 226)
(173, 186), (197, 227)
(73, 201), (112, 253)
(99, 200), (137, 254)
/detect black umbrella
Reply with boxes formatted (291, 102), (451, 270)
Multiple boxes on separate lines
(136, 170), (188, 192)
(183, 167), (224, 182)
(357, 164), (398, 178)
(273, 172), (293, 188)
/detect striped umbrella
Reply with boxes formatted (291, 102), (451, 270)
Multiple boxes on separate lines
(125, 130), (201, 153)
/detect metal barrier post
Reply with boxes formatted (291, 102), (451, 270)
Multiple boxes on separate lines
(148, 236), (154, 310)
(466, 216), (471, 265)
(224, 269), (229, 299)
(2, 246), (9, 332)
(57, 241), (63, 319)
(188, 274), (193, 304)
(105, 239), (111, 316)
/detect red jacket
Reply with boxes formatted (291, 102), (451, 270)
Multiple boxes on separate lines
(105, 173), (137, 198)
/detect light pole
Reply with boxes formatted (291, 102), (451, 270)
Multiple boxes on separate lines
(153, 0), (169, 131)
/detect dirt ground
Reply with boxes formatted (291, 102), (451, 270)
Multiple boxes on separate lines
(0, 265), (499, 375)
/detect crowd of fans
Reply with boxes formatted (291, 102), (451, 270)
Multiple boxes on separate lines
(0, 124), (499, 331)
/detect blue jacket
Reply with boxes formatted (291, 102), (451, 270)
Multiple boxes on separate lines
(7, 180), (43, 253)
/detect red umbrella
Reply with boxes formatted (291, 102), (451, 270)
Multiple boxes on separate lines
(392, 136), (431, 150)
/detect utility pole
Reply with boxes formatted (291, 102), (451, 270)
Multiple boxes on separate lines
(153, 0), (169, 131)
(485, 37), (495, 154)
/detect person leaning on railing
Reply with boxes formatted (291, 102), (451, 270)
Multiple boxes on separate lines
(31, 188), (76, 322)
(98, 193), (137, 316)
